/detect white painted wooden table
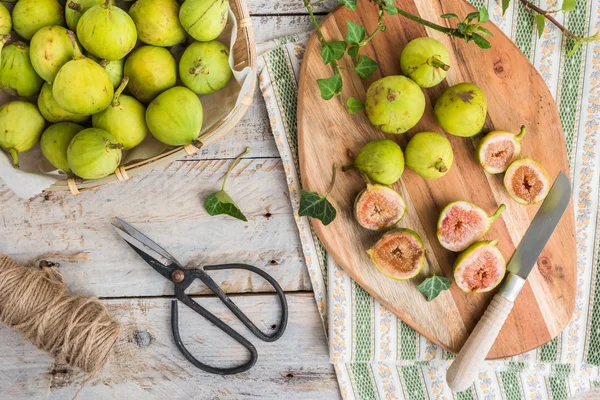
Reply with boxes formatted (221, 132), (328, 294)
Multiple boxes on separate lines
(0, 1), (342, 398)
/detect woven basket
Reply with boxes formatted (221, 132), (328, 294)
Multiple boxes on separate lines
(48, 0), (256, 195)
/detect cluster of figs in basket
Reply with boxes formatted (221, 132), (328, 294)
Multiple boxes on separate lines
(0, 0), (233, 180)
(345, 37), (550, 295)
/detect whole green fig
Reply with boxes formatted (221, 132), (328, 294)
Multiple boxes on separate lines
(12, 0), (64, 40)
(365, 76), (425, 134)
(434, 83), (487, 137)
(180, 0), (228, 42)
(146, 87), (203, 146)
(92, 78), (148, 150)
(405, 132), (454, 179)
(53, 32), (114, 114)
(124, 46), (177, 104)
(400, 37), (450, 88)
(179, 40), (233, 95)
(0, 3), (11, 37)
(65, 0), (114, 31)
(76, 1), (137, 61)
(0, 101), (45, 167)
(30, 26), (76, 84)
(345, 139), (405, 185)
(129, 0), (186, 47)
(67, 128), (122, 179)
(0, 42), (44, 97)
(40, 122), (85, 173)
(88, 54), (123, 89)
(38, 82), (90, 123)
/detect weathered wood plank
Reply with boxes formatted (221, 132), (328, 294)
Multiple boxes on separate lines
(0, 293), (339, 399)
(247, 0), (337, 15)
(0, 159), (311, 297)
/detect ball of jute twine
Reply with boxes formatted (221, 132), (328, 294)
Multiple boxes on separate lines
(0, 255), (120, 375)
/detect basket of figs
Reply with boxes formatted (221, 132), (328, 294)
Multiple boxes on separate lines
(0, 0), (256, 195)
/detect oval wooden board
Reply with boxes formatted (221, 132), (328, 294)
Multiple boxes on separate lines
(297, 0), (576, 358)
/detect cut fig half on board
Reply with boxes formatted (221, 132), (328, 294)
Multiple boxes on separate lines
(354, 184), (407, 230)
(504, 158), (550, 205)
(454, 239), (506, 293)
(367, 229), (425, 280)
(477, 126), (526, 174)
(437, 201), (506, 252)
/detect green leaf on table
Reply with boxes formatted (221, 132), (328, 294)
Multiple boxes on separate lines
(317, 74), (343, 100)
(441, 13), (459, 19)
(338, 0), (357, 11)
(298, 190), (337, 226)
(385, 0), (398, 15)
(417, 275), (452, 301)
(348, 45), (360, 61)
(321, 41), (347, 64)
(457, 23), (469, 34)
(502, 0), (511, 15)
(205, 190), (248, 222)
(477, 26), (494, 37)
(535, 14), (546, 38)
(355, 55), (378, 79)
(472, 33), (491, 49)
(345, 20), (366, 45)
(346, 97), (365, 114)
(479, 6), (489, 23)
(562, 0), (576, 12)
(466, 11), (480, 22)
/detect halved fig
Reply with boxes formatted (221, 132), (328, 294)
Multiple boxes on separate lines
(437, 201), (506, 252)
(477, 125), (526, 174)
(354, 184), (407, 230)
(367, 228), (424, 280)
(504, 158), (550, 205)
(454, 239), (506, 293)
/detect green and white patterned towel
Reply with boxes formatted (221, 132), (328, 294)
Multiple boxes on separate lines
(257, 1), (600, 398)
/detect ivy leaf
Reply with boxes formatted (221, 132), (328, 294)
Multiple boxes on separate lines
(562, 0), (576, 12)
(472, 33), (491, 49)
(345, 20), (366, 45)
(502, 0), (511, 15)
(457, 23), (469, 34)
(321, 41), (347, 64)
(535, 14), (546, 38)
(466, 11), (480, 22)
(338, 0), (357, 11)
(317, 74), (343, 100)
(479, 6), (489, 23)
(385, 0), (398, 15)
(417, 275), (452, 301)
(354, 55), (378, 79)
(477, 26), (494, 37)
(346, 97), (365, 114)
(298, 190), (337, 225)
(441, 13), (459, 19)
(205, 190), (248, 222)
(348, 45), (360, 61)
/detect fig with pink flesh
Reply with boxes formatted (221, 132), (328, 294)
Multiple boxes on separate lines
(437, 201), (506, 252)
(354, 184), (406, 230)
(367, 228), (425, 280)
(454, 239), (506, 293)
(477, 126), (526, 174)
(504, 158), (550, 205)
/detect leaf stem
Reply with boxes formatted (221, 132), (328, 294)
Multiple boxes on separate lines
(360, 4), (386, 47)
(325, 163), (338, 198)
(222, 147), (251, 191)
(395, 9), (458, 36)
(518, 0), (591, 41)
(303, 0), (342, 77)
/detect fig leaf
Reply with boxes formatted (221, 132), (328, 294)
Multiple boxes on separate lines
(417, 275), (452, 301)
(562, 0), (576, 12)
(502, 0), (511, 16)
(535, 14), (545, 38)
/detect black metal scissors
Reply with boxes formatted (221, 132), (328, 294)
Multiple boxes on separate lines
(113, 218), (288, 375)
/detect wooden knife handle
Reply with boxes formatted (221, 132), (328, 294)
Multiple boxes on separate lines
(446, 294), (514, 392)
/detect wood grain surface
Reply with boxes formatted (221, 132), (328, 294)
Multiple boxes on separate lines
(297, 0), (577, 358)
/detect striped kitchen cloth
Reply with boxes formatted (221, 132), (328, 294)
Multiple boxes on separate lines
(257, 1), (600, 398)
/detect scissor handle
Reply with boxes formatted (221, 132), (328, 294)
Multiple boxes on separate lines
(171, 295), (258, 375)
(201, 264), (288, 342)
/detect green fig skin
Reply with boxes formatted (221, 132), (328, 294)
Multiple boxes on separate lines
(87, 54), (123, 89)
(454, 240), (506, 293)
(349, 139), (405, 185)
(129, 0), (186, 47)
(38, 82), (90, 124)
(434, 83), (487, 137)
(40, 122), (85, 173)
(146, 86), (203, 146)
(65, 0), (114, 31)
(405, 132), (454, 179)
(67, 128), (122, 180)
(30, 26), (76, 84)
(0, 42), (44, 97)
(365, 75), (426, 134)
(367, 228), (425, 280)
(400, 37), (450, 88)
(12, 0), (64, 40)
(124, 46), (177, 104)
(92, 78), (148, 150)
(0, 3), (11, 36)
(76, 2), (137, 61)
(180, 0), (228, 42)
(179, 40), (233, 95)
(0, 101), (46, 168)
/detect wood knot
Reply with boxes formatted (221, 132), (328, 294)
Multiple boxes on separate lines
(134, 330), (152, 348)
(538, 256), (553, 281)
(493, 55), (509, 77)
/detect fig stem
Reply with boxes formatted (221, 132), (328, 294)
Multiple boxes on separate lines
(489, 239), (499, 247)
(8, 148), (19, 168)
(66, 31), (84, 60)
(99, 59), (110, 68)
(427, 56), (450, 71)
(434, 159), (448, 173)
(68, 1), (83, 12)
(325, 163), (338, 198)
(112, 77), (129, 107)
(107, 143), (123, 150)
(103, 0), (111, 7)
(191, 62), (209, 75)
(222, 147), (251, 191)
(516, 125), (527, 141)
(489, 204), (506, 223)
(342, 164), (355, 172)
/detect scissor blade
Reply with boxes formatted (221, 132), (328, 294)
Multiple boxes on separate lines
(114, 217), (180, 266)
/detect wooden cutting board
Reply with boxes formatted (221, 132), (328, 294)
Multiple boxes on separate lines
(297, 0), (576, 358)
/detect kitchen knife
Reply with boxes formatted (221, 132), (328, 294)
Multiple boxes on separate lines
(446, 171), (572, 392)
